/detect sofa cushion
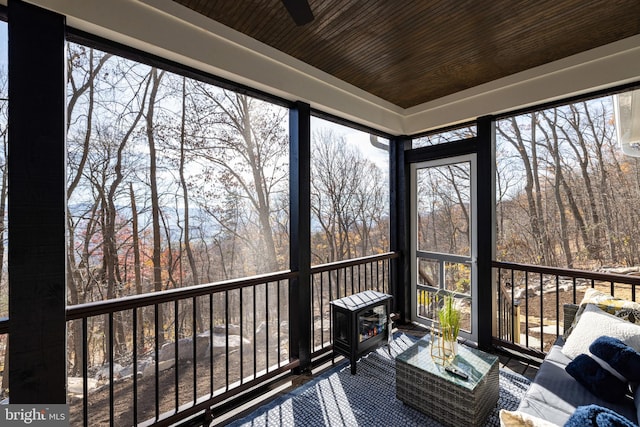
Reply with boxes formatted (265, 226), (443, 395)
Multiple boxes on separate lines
(565, 354), (628, 403)
(566, 288), (640, 337)
(517, 341), (637, 426)
(498, 409), (558, 427)
(562, 304), (640, 360)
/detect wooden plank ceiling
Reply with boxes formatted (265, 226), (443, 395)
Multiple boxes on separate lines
(172, 0), (640, 109)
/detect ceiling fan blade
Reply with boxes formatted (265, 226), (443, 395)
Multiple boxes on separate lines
(281, 0), (314, 26)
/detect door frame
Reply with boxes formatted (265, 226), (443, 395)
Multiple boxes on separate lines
(409, 153), (478, 343)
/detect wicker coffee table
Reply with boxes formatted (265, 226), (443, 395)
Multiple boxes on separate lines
(396, 336), (499, 427)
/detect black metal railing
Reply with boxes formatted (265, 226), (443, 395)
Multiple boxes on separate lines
(5, 254), (636, 425)
(66, 270), (297, 427)
(63, 252), (398, 426)
(493, 261), (640, 358)
(309, 252), (398, 357)
(14, 256), (640, 424)
(497, 280), (520, 345)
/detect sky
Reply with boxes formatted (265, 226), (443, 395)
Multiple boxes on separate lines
(311, 116), (390, 173)
(0, 23), (6, 70)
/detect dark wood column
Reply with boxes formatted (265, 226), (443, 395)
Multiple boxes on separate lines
(8, 0), (67, 403)
(476, 116), (496, 350)
(390, 136), (411, 321)
(289, 101), (311, 372)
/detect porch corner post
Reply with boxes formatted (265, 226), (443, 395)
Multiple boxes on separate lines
(390, 136), (411, 322)
(8, 0), (67, 403)
(476, 115), (496, 350)
(289, 101), (311, 373)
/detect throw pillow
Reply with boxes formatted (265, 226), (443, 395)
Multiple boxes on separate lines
(590, 336), (640, 382)
(565, 354), (628, 403)
(498, 409), (558, 427)
(564, 404), (637, 427)
(561, 304), (640, 360)
(565, 288), (640, 338)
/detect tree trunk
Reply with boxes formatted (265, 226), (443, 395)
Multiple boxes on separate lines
(102, 70), (151, 356)
(539, 110), (573, 267)
(498, 116), (553, 265)
(66, 47), (104, 375)
(129, 182), (145, 351)
(179, 77), (204, 331)
(585, 104), (619, 263)
(561, 104), (603, 261)
(238, 96), (278, 271)
(147, 68), (166, 343)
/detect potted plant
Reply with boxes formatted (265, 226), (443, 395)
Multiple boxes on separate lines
(430, 293), (461, 364)
(438, 294), (460, 347)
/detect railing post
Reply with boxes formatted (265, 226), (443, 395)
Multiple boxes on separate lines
(390, 136), (411, 321)
(289, 101), (311, 373)
(476, 115), (496, 350)
(8, 0), (67, 403)
(513, 303), (521, 344)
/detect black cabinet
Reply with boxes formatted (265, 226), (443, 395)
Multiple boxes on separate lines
(330, 290), (392, 374)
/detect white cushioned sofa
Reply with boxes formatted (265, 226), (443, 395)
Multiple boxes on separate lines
(503, 289), (640, 427)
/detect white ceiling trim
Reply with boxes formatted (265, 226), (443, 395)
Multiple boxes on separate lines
(22, 0), (640, 136)
(403, 35), (640, 134)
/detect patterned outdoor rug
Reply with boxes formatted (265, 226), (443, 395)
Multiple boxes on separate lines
(227, 334), (531, 427)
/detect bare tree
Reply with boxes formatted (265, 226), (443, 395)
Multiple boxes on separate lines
(189, 86), (289, 275)
(129, 182), (145, 350)
(583, 100), (620, 263)
(497, 115), (555, 265)
(66, 46), (111, 374)
(311, 129), (358, 262)
(538, 109), (573, 267)
(177, 77), (204, 330)
(496, 96), (640, 269)
(310, 128), (388, 263)
(146, 68), (166, 343)
(555, 104), (602, 262)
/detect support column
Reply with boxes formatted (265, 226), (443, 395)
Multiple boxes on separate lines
(476, 116), (496, 350)
(289, 101), (311, 372)
(390, 136), (411, 322)
(8, 0), (67, 403)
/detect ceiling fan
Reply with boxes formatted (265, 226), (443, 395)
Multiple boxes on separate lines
(281, 0), (314, 26)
